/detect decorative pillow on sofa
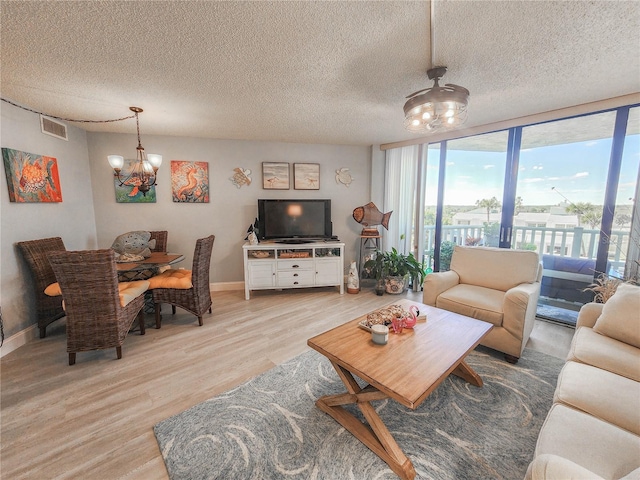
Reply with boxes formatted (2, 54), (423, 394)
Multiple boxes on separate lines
(593, 283), (640, 348)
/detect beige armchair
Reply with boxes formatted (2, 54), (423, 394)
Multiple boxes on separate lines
(423, 245), (542, 363)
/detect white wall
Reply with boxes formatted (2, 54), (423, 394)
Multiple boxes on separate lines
(87, 134), (372, 283)
(1, 103), (376, 349)
(1, 103), (98, 338)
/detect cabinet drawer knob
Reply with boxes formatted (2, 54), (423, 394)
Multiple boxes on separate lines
(293, 273), (298, 277)
(293, 281), (299, 285)
(292, 264), (299, 268)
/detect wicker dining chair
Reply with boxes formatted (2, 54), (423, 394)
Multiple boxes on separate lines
(16, 237), (67, 338)
(150, 235), (215, 328)
(149, 230), (168, 253)
(49, 249), (148, 365)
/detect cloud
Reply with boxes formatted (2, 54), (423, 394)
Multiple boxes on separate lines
(522, 177), (545, 183)
(573, 172), (589, 178)
(585, 141), (598, 147)
(446, 161), (454, 166)
(533, 165), (544, 170)
(548, 177), (560, 181)
(483, 164), (495, 170)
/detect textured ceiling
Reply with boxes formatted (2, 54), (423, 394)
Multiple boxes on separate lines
(1, 1), (639, 147)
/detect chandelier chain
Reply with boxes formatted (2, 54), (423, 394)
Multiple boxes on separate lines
(135, 110), (143, 148)
(0, 97), (136, 123)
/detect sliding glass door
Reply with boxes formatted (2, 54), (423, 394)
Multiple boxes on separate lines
(510, 113), (616, 323)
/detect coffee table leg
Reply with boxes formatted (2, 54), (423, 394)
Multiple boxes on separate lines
(451, 360), (483, 387)
(315, 361), (416, 480)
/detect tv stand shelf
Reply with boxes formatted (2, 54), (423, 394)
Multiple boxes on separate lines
(243, 241), (345, 300)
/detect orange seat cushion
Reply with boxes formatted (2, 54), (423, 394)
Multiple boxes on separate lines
(51, 281), (149, 308)
(148, 269), (193, 289)
(118, 281), (150, 307)
(44, 282), (62, 296)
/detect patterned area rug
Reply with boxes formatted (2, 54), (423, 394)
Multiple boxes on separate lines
(154, 347), (564, 480)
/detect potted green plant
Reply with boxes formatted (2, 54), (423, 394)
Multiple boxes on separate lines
(363, 253), (387, 295)
(364, 248), (426, 295)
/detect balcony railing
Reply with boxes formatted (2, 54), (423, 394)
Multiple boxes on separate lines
(423, 224), (630, 276)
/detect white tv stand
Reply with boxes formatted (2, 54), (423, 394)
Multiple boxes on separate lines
(242, 241), (345, 300)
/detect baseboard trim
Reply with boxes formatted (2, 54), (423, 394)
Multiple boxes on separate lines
(210, 281), (244, 292)
(1, 324), (38, 358)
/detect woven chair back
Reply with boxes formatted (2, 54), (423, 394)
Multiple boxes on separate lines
(50, 248), (120, 318)
(49, 249), (125, 351)
(192, 235), (215, 290)
(149, 231), (168, 253)
(16, 237), (66, 337)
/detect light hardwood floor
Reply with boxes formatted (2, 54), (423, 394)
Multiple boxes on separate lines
(0, 288), (576, 479)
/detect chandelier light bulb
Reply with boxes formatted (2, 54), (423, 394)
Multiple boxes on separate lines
(107, 155), (124, 170)
(147, 153), (163, 169)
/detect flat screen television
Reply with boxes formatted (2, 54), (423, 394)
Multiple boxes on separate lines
(258, 199), (332, 243)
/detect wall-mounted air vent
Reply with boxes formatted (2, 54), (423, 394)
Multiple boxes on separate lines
(40, 115), (68, 141)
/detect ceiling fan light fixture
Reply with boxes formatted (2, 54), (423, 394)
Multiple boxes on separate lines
(403, 66), (469, 133)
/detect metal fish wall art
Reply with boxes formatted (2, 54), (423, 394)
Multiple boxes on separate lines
(352, 202), (392, 230)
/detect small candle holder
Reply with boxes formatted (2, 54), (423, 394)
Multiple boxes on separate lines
(371, 324), (389, 345)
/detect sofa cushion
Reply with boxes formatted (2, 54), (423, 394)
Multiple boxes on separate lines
(593, 283), (640, 348)
(525, 454), (605, 480)
(450, 245), (540, 291)
(568, 326), (640, 382)
(436, 284), (504, 326)
(620, 467), (640, 480)
(535, 403), (640, 480)
(554, 361), (640, 435)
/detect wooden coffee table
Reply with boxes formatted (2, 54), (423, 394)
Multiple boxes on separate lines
(307, 299), (493, 479)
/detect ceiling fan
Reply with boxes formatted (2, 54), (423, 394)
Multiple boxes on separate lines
(403, 2), (469, 133)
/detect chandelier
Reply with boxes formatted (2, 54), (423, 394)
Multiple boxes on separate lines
(107, 107), (162, 196)
(403, 2), (469, 133)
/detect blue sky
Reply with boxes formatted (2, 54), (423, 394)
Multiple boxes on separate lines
(425, 134), (639, 207)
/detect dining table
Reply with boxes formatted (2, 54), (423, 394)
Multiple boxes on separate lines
(116, 252), (185, 282)
(116, 251), (185, 319)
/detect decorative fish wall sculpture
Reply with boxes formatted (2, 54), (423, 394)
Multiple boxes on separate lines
(352, 202), (392, 230)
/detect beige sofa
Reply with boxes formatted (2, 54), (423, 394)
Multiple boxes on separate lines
(526, 283), (640, 480)
(423, 245), (542, 363)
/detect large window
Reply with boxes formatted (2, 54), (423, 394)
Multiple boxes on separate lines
(514, 113), (616, 314)
(387, 103), (639, 325)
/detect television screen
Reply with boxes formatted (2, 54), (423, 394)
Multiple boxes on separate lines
(258, 199), (332, 241)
